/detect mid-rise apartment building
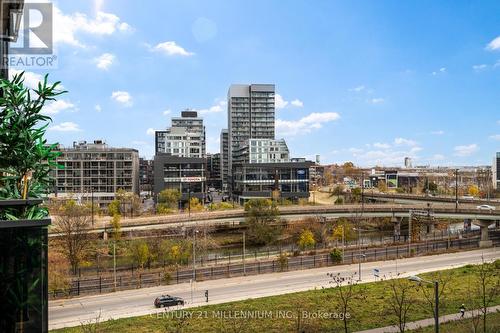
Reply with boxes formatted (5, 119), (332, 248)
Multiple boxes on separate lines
(139, 158), (154, 193)
(207, 153), (221, 189)
(153, 154), (206, 203)
(53, 140), (139, 207)
(153, 110), (207, 203)
(220, 129), (229, 190)
(155, 110), (205, 157)
(232, 138), (290, 165)
(227, 84), (275, 180)
(232, 161), (312, 204)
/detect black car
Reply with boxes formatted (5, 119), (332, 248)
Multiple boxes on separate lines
(154, 295), (185, 308)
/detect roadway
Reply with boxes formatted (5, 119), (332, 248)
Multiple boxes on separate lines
(48, 247), (500, 330)
(48, 204), (500, 236)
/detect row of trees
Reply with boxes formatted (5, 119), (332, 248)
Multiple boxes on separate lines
(329, 259), (499, 333)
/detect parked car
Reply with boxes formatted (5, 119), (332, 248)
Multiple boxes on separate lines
(476, 205), (496, 211)
(154, 295), (185, 308)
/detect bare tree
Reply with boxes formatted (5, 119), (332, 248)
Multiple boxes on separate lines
(476, 259), (500, 333)
(328, 272), (365, 333)
(384, 274), (415, 332)
(53, 200), (94, 274)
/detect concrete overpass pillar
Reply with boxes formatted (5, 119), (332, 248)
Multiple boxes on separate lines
(472, 219), (494, 247)
(391, 216), (401, 241)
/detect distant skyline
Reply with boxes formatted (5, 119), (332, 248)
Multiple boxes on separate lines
(17, 0), (500, 167)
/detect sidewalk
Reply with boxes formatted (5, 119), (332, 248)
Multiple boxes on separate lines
(356, 305), (500, 333)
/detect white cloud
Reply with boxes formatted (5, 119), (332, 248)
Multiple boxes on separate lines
(348, 142), (423, 166)
(95, 104), (102, 112)
(494, 60), (500, 68)
(54, 6), (132, 47)
(431, 130), (444, 135)
(291, 99), (303, 107)
(94, 53), (115, 70)
(486, 36), (500, 51)
(373, 142), (391, 149)
(198, 100), (226, 114)
(472, 64), (487, 71)
(454, 144), (478, 157)
(150, 41), (194, 56)
(349, 85), (365, 92)
(275, 94), (288, 109)
(370, 98), (385, 104)
(146, 128), (156, 136)
(275, 94), (303, 109)
(49, 122), (82, 132)
(163, 109), (172, 115)
(394, 137), (418, 146)
(489, 134), (500, 141)
(44, 100), (76, 115)
(432, 67), (446, 75)
(276, 112), (340, 136)
(111, 91), (132, 107)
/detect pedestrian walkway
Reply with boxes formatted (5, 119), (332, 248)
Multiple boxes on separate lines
(355, 305), (500, 333)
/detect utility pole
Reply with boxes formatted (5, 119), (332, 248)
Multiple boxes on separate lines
(113, 241), (117, 291)
(192, 230), (197, 281)
(341, 225), (345, 264)
(188, 182), (192, 218)
(361, 172), (365, 209)
(455, 169), (459, 212)
(243, 231), (246, 276)
(91, 187), (94, 226)
(408, 210), (412, 255)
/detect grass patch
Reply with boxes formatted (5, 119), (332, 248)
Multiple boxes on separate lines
(408, 310), (500, 333)
(52, 261), (500, 333)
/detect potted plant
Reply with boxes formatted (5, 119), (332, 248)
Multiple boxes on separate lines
(0, 72), (65, 333)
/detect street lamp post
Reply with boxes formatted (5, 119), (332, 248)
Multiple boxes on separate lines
(409, 275), (439, 333)
(357, 253), (366, 281)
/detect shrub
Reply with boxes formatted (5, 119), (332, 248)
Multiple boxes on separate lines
(330, 248), (342, 263)
(277, 253), (288, 272)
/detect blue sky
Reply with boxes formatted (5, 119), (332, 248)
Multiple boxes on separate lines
(20, 0), (500, 167)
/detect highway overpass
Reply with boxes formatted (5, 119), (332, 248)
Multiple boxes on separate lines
(48, 204), (500, 237)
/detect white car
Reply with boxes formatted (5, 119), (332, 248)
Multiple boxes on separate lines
(476, 204), (496, 211)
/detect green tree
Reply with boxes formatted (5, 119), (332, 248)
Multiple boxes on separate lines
(332, 218), (357, 242)
(297, 229), (316, 250)
(108, 199), (121, 216)
(157, 188), (181, 212)
(110, 214), (121, 241)
(128, 240), (150, 269)
(244, 199), (280, 245)
(115, 189), (142, 217)
(329, 248), (342, 263)
(351, 187), (362, 202)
